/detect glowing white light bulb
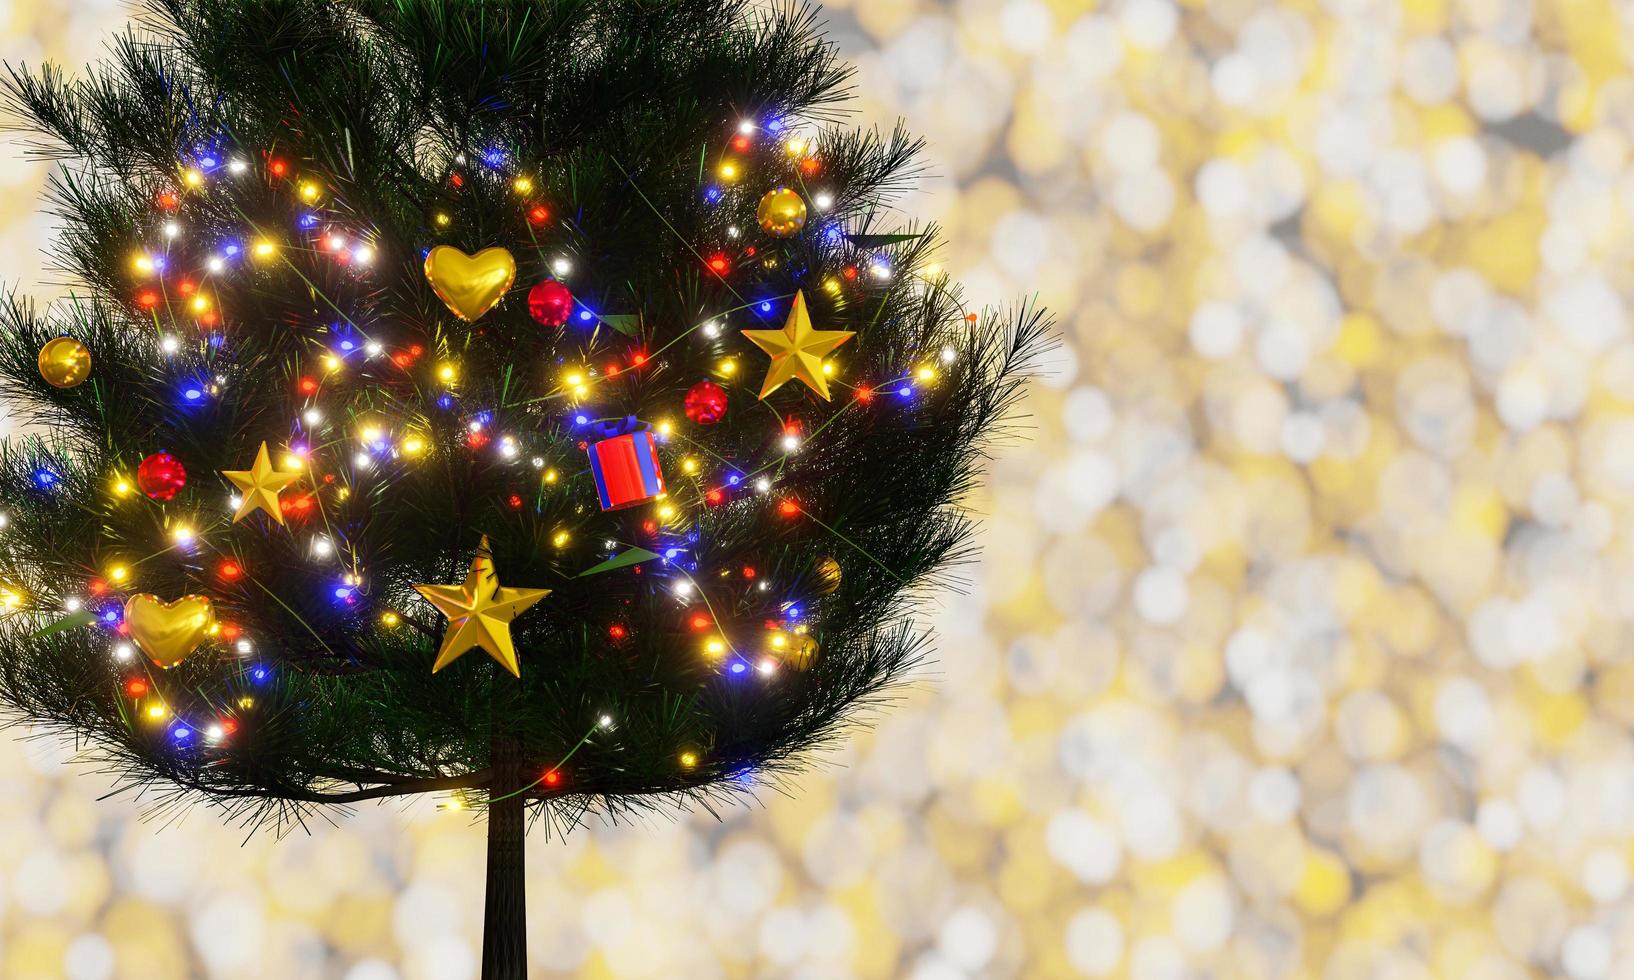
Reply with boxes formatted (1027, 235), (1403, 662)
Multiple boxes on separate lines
(205, 724), (225, 741)
(550, 257), (572, 276)
(206, 256), (226, 273)
(813, 192), (833, 210)
(160, 335), (180, 354)
(353, 452), (372, 468)
(113, 643), (133, 661)
(235, 639), (253, 654)
(702, 321), (721, 338)
(312, 536), (334, 558)
(754, 477), (771, 493)
(353, 246), (374, 265)
(726, 226), (741, 239)
(737, 119), (756, 134)
(364, 341), (383, 357)
(940, 346), (956, 364)
(162, 221), (181, 239)
(227, 159), (248, 174)
(599, 714), (614, 728)
(302, 408), (322, 426)
(674, 580), (694, 597)
(781, 434), (800, 452)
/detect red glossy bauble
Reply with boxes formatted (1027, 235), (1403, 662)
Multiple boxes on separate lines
(137, 451), (187, 501)
(684, 380), (729, 425)
(527, 279), (573, 327)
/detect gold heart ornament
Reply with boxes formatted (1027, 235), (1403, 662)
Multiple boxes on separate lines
(424, 245), (517, 321)
(124, 594), (215, 668)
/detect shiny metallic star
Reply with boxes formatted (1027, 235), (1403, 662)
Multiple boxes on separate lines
(413, 537), (551, 677)
(222, 441), (300, 525)
(741, 290), (855, 400)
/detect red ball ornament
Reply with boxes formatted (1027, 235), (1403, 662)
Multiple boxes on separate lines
(527, 279), (573, 327)
(684, 380), (729, 425)
(136, 452), (187, 501)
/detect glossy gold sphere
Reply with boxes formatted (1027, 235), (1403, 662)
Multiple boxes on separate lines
(814, 556), (842, 594)
(756, 186), (808, 237)
(37, 336), (91, 388)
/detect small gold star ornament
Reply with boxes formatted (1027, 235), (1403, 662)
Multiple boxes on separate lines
(741, 290), (855, 400)
(222, 442), (300, 524)
(413, 537), (550, 677)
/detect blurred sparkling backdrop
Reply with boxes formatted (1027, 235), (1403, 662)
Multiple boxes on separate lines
(3, 0), (1634, 976)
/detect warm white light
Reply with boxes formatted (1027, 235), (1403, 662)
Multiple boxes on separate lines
(599, 714), (614, 728)
(162, 221), (181, 239)
(702, 321), (721, 338)
(353, 246), (374, 265)
(235, 639), (253, 654)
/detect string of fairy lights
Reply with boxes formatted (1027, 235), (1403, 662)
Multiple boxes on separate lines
(5, 115), (967, 793)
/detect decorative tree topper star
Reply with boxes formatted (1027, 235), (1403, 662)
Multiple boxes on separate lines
(222, 441), (300, 524)
(413, 537), (551, 678)
(741, 290), (855, 400)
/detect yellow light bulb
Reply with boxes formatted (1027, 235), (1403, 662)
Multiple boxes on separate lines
(0, 589), (21, 609)
(719, 160), (739, 181)
(785, 138), (806, 156)
(381, 611), (401, 627)
(434, 212), (451, 227)
(253, 240), (277, 259)
(281, 454), (304, 471)
(564, 371), (584, 387)
(132, 254), (154, 274)
(113, 478), (132, 497)
(437, 364), (457, 383)
(705, 637), (726, 657)
(656, 420), (673, 437)
(513, 176), (533, 194)
(770, 632), (788, 650)
(679, 751), (698, 768)
(147, 704), (167, 720)
(822, 362), (834, 375)
(182, 168), (204, 187)
(552, 530), (570, 548)
(360, 426), (383, 444)
(401, 435), (426, 456)
(682, 457), (700, 475)
(823, 277), (841, 294)
(108, 565), (130, 584)
(718, 359), (737, 376)
(657, 503), (676, 521)
(298, 181), (321, 202)
(916, 365), (937, 382)
(322, 353), (342, 372)
(191, 295), (210, 313)
(543, 469), (559, 484)
(237, 696), (255, 709)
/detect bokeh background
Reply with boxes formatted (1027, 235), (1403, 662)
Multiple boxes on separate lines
(1, 0), (1632, 976)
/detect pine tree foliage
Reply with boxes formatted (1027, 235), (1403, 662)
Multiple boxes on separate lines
(0, 0), (1049, 834)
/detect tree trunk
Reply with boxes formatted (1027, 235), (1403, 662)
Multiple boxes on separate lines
(481, 733), (527, 979)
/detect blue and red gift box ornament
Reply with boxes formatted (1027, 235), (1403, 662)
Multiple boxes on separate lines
(586, 417), (666, 511)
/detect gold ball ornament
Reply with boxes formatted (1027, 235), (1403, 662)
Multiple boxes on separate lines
(123, 594), (215, 668)
(789, 633), (819, 670)
(37, 337), (91, 388)
(756, 186), (807, 237)
(814, 556), (842, 594)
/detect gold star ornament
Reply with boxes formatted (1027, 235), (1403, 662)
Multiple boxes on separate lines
(222, 442), (300, 524)
(413, 537), (550, 678)
(741, 290), (855, 400)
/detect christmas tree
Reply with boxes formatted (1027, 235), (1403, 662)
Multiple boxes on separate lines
(0, 0), (1047, 973)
